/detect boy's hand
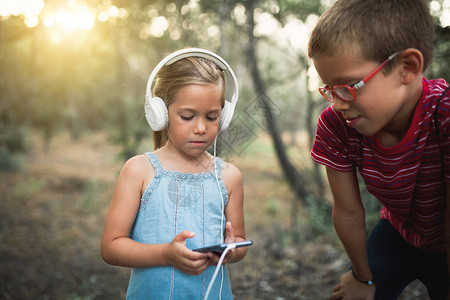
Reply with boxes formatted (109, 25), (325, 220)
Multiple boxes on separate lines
(166, 230), (210, 275)
(330, 270), (375, 300)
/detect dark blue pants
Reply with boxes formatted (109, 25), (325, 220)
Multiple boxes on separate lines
(366, 219), (449, 300)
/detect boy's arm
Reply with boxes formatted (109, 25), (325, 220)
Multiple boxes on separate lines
(445, 183), (450, 299)
(326, 166), (375, 300)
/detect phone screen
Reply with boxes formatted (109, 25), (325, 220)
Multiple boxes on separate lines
(193, 240), (253, 253)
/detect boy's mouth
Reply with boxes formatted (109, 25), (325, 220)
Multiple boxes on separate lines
(345, 116), (360, 127)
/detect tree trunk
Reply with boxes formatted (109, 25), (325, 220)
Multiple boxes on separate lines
(305, 73), (325, 198)
(244, 0), (308, 203)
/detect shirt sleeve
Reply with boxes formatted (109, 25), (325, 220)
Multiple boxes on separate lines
(310, 106), (355, 172)
(436, 83), (450, 184)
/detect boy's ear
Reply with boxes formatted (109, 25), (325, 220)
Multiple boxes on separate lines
(398, 48), (423, 84)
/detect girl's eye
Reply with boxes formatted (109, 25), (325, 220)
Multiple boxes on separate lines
(207, 115), (219, 121)
(180, 115), (194, 121)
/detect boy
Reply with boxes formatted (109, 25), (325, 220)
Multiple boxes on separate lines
(308, 0), (449, 299)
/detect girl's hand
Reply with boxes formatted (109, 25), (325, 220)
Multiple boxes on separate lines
(166, 230), (211, 275)
(224, 221), (236, 243)
(208, 221), (236, 265)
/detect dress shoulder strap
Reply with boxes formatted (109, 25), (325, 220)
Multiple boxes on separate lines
(214, 156), (224, 177)
(144, 152), (162, 174)
(138, 152), (163, 212)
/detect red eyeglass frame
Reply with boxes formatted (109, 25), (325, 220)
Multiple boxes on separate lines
(319, 51), (401, 102)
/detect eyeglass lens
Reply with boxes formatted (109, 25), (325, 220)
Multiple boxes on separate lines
(320, 88), (333, 101)
(320, 86), (354, 102)
(334, 87), (354, 101)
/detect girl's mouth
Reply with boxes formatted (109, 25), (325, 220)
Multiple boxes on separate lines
(190, 141), (206, 145)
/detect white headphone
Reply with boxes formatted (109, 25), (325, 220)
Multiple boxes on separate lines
(145, 48), (239, 132)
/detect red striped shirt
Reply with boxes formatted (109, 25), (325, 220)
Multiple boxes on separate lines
(311, 78), (449, 253)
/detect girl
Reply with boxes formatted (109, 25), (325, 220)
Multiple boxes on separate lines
(101, 49), (247, 299)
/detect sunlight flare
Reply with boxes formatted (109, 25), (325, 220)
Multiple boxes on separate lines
(46, 6), (95, 31)
(0, 0), (45, 28)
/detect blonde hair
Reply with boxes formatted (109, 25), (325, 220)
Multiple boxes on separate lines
(308, 0), (434, 73)
(152, 57), (225, 149)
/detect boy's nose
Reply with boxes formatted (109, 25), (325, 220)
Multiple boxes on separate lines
(332, 96), (351, 112)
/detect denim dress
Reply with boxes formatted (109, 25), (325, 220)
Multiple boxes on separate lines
(126, 152), (233, 300)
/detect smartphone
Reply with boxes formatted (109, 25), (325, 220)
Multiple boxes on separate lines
(193, 240), (253, 253)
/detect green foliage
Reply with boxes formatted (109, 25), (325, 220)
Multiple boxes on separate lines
(264, 197), (280, 216)
(428, 25), (450, 80)
(303, 194), (333, 237)
(0, 126), (26, 153)
(13, 177), (46, 199)
(0, 125), (27, 171)
(269, 0), (324, 23)
(0, 148), (18, 171)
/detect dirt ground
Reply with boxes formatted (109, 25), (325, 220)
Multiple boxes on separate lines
(0, 132), (430, 299)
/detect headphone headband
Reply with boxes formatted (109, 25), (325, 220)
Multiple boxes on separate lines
(145, 48), (239, 107)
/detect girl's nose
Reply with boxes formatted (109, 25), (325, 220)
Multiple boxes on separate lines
(194, 118), (206, 134)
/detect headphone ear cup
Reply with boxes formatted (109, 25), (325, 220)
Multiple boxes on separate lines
(145, 96), (169, 131)
(219, 101), (234, 132)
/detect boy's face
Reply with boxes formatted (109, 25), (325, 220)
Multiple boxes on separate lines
(313, 51), (410, 137)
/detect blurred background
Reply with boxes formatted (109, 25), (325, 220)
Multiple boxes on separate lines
(1, 0), (449, 299)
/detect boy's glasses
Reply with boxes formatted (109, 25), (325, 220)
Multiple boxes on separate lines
(319, 51), (401, 103)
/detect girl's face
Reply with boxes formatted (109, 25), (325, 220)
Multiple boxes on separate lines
(166, 83), (223, 158)
(313, 51), (410, 138)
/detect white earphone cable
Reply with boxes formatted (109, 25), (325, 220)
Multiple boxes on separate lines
(212, 137), (225, 300)
(204, 244), (235, 300)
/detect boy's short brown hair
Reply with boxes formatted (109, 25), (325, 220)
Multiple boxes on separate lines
(308, 0), (435, 73)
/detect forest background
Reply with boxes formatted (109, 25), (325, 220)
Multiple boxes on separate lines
(1, 0), (450, 299)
